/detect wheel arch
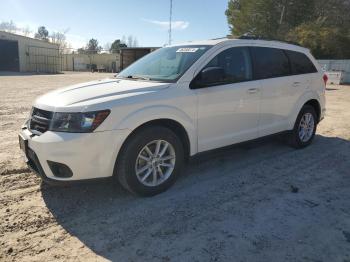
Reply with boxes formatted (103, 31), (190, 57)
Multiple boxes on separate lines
(289, 92), (322, 129)
(304, 99), (321, 122)
(128, 119), (191, 160)
(114, 104), (197, 153)
(113, 119), (190, 195)
(112, 118), (192, 181)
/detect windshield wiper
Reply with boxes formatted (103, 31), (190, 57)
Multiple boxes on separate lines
(117, 75), (168, 82)
(126, 75), (151, 81)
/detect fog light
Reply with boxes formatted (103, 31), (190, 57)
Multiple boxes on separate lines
(47, 161), (73, 178)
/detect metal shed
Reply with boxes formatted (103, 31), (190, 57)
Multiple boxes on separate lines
(0, 31), (61, 73)
(119, 47), (158, 70)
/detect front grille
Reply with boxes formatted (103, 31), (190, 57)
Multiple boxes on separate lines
(29, 107), (53, 134)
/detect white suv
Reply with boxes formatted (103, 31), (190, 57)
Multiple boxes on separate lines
(19, 38), (326, 196)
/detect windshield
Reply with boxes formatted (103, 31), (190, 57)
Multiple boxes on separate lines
(117, 45), (212, 82)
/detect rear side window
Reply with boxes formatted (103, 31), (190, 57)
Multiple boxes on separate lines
(285, 50), (318, 74)
(251, 47), (290, 79)
(203, 47), (252, 84)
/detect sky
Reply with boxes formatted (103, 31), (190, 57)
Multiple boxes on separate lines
(0, 0), (230, 49)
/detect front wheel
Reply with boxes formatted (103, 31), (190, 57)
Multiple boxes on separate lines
(288, 105), (317, 148)
(115, 126), (184, 196)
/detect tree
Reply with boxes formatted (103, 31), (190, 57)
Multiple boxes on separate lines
(287, 21), (350, 59)
(127, 35), (133, 47)
(225, 0), (314, 38)
(122, 35), (127, 45)
(225, 0), (350, 58)
(125, 35), (139, 47)
(0, 20), (32, 37)
(84, 38), (101, 54)
(110, 39), (127, 53)
(35, 26), (49, 41)
(104, 42), (112, 52)
(133, 38), (138, 47)
(0, 20), (17, 33)
(22, 26), (32, 37)
(50, 29), (69, 50)
(77, 48), (87, 54)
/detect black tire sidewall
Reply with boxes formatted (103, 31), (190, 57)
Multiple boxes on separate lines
(118, 126), (184, 196)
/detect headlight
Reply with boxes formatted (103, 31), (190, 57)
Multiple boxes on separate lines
(50, 110), (110, 133)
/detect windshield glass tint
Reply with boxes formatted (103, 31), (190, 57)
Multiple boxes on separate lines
(117, 45), (211, 82)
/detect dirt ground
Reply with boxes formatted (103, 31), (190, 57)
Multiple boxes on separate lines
(0, 72), (350, 262)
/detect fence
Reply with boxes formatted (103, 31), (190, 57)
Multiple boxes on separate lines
(25, 45), (63, 73)
(62, 53), (120, 72)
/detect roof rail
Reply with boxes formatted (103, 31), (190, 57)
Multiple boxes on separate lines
(210, 36), (228, 40)
(238, 35), (302, 47)
(210, 35), (234, 40)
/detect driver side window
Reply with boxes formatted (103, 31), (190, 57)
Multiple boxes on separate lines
(203, 47), (252, 86)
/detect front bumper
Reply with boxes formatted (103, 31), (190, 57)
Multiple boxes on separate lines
(19, 125), (130, 182)
(24, 145), (65, 185)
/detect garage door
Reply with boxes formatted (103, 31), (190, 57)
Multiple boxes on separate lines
(0, 40), (20, 71)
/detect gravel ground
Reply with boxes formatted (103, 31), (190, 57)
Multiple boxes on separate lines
(0, 72), (350, 262)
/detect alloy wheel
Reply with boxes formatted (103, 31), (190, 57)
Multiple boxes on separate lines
(298, 112), (315, 142)
(135, 140), (176, 187)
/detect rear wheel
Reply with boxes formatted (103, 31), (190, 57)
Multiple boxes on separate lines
(288, 105), (317, 148)
(115, 126), (184, 196)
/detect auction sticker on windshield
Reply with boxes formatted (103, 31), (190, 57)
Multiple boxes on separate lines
(176, 48), (199, 53)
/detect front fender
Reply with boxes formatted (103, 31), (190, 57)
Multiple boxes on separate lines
(114, 105), (197, 155)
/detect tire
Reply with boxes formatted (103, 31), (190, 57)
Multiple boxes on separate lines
(115, 126), (184, 196)
(288, 105), (317, 149)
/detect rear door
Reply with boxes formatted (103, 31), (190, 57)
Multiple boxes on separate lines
(251, 47), (297, 136)
(285, 49), (319, 93)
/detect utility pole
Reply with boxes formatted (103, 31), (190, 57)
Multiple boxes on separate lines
(169, 0), (172, 45)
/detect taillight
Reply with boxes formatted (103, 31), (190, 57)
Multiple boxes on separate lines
(323, 74), (328, 85)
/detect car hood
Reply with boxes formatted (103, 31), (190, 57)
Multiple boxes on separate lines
(35, 78), (170, 110)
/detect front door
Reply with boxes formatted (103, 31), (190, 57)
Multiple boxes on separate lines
(195, 46), (261, 152)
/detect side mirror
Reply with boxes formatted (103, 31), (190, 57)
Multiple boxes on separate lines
(190, 67), (225, 89)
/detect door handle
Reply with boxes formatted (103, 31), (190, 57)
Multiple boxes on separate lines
(247, 88), (259, 94)
(292, 82), (301, 87)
